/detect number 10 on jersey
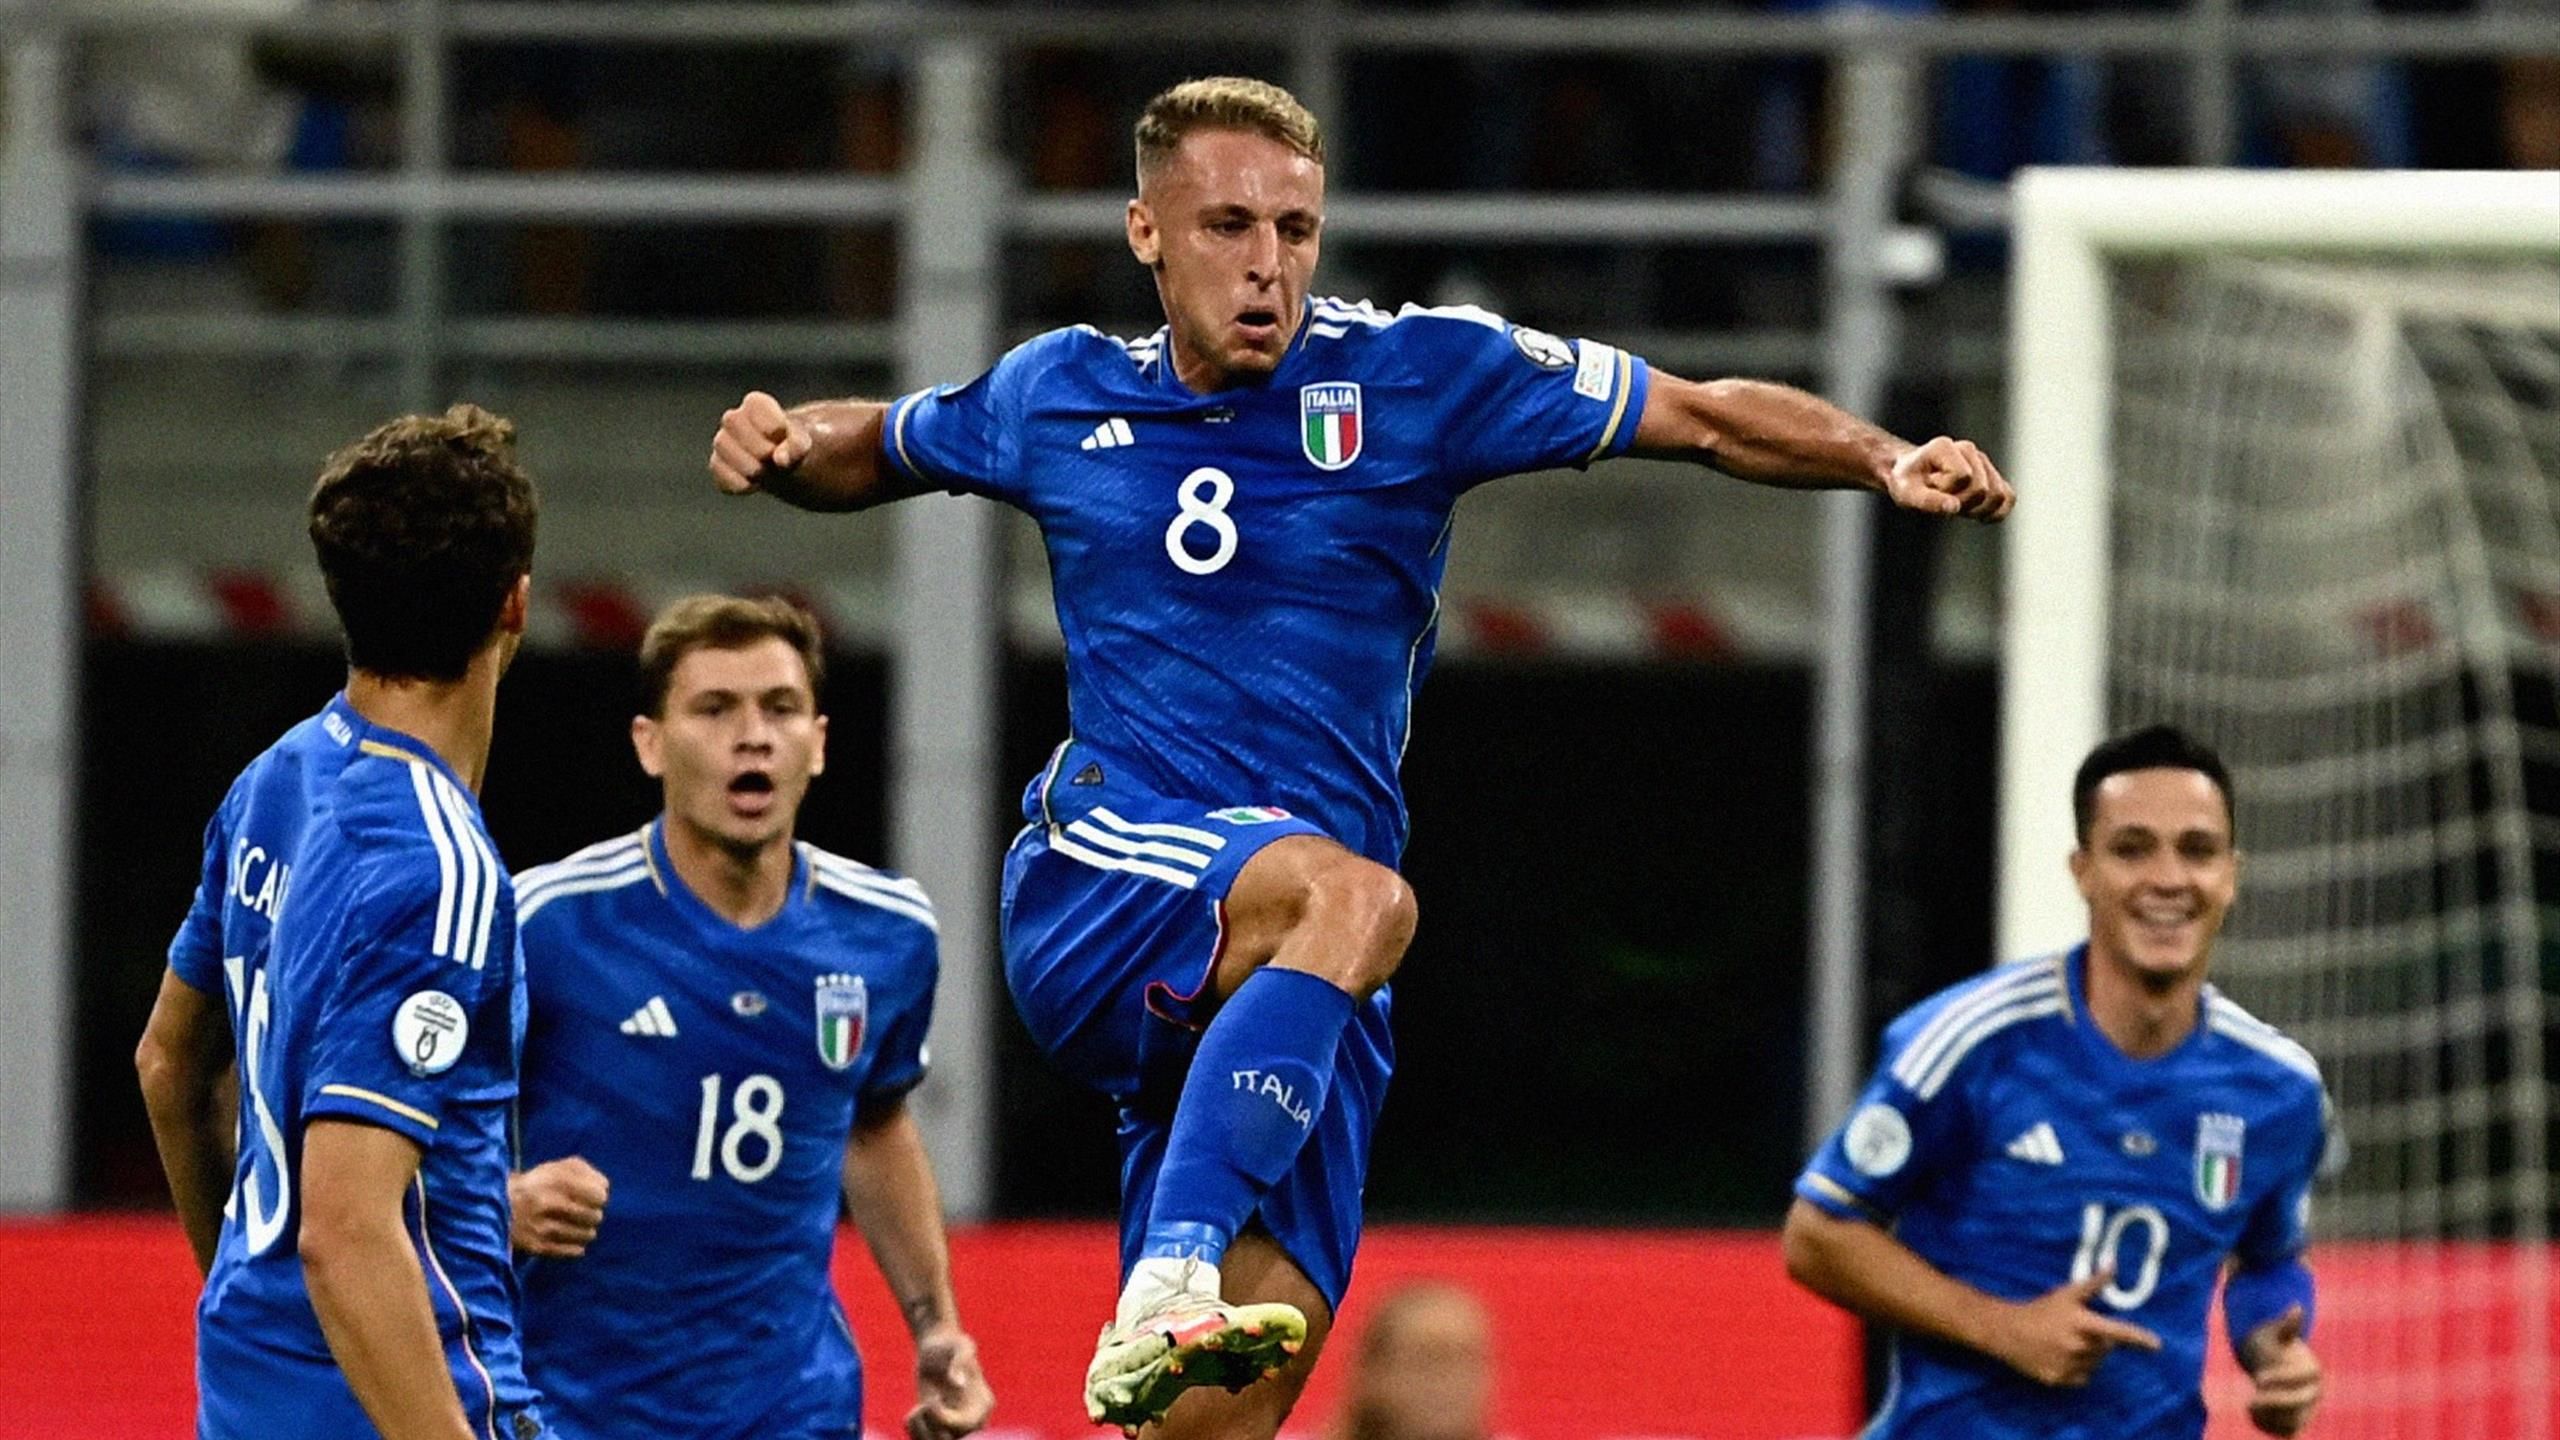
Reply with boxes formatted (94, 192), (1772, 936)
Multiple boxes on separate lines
(2071, 1201), (2169, 1308)
(692, 1072), (784, 1183)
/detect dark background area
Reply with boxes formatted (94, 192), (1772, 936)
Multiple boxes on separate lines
(74, 641), (1998, 1224)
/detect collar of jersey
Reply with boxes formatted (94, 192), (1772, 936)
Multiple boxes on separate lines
(1152, 298), (1319, 397)
(643, 815), (809, 941)
(328, 691), (472, 798)
(2066, 940), (2215, 1073)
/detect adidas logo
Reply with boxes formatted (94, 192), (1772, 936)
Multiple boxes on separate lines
(619, 995), (679, 1038)
(2005, 1121), (2064, 1165)
(1079, 418), (1136, 451)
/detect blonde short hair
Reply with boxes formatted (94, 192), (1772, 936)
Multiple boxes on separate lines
(636, 593), (826, 716)
(1134, 76), (1324, 184)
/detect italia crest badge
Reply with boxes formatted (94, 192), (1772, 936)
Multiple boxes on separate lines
(2195, 1112), (2246, 1211)
(816, 973), (867, 1071)
(1300, 382), (1362, 471)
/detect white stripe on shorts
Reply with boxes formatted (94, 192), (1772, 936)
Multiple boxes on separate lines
(1049, 827), (1201, 889)
(1086, 806), (1227, 850)
(1063, 819), (1214, 869)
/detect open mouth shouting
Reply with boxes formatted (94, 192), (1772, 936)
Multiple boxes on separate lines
(726, 768), (778, 820)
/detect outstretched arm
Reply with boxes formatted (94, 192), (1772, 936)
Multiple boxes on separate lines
(1782, 1198), (2160, 1388)
(1630, 374), (2012, 521)
(709, 391), (923, 513)
(844, 1097), (993, 1440)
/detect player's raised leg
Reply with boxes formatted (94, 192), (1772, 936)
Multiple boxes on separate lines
(1085, 835), (1413, 1430)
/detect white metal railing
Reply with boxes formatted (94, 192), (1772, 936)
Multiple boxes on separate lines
(27, 1), (2560, 55)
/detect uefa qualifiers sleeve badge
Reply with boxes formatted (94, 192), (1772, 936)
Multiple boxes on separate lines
(1508, 325), (1574, 370)
(393, 990), (468, 1076)
(1844, 1103), (1914, 1178)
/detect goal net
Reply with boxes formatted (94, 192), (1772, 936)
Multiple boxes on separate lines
(1997, 171), (2560, 1440)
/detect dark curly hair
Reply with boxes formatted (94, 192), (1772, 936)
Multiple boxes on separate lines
(307, 404), (540, 682)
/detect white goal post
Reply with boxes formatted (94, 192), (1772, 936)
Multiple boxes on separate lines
(2000, 168), (2560, 1440)
(2001, 168), (2560, 959)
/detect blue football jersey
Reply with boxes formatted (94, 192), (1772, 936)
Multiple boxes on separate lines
(1797, 946), (2329, 1440)
(512, 821), (939, 1440)
(883, 298), (1650, 863)
(167, 694), (540, 1440)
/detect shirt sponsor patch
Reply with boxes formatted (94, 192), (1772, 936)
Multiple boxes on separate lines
(1844, 1103), (1913, 1178)
(1574, 340), (1620, 402)
(1510, 326), (1575, 370)
(392, 990), (468, 1076)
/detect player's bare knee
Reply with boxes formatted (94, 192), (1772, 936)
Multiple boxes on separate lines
(1301, 857), (1416, 994)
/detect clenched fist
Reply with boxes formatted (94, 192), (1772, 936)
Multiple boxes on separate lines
(2243, 1306), (2323, 1437)
(709, 391), (815, 496)
(905, 1324), (995, 1440)
(1885, 435), (2012, 521)
(510, 1155), (610, 1259)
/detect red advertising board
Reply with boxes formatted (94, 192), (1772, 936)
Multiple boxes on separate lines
(9, 1217), (2550, 1438)
(0, 1217), (1857, 1439)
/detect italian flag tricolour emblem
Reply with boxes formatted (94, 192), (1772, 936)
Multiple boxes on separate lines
(1300, 382), (1362, 471)
(1210, 806), (1294, 825)
(2194, 1111), (2245, 1211)
(816, 973), (867, 1071)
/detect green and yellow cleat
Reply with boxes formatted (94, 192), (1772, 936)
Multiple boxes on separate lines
(1081, 1296), (1308, 1433)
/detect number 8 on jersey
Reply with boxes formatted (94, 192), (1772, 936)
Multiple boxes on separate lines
(1166, 467), (1239, 576)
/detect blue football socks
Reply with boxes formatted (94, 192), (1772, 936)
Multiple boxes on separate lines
(1139, 966), (1358, 1267)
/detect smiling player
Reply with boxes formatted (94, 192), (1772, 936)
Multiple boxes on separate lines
(708, 76), (2011, 1434)
(1785, 726), (2328, 1438)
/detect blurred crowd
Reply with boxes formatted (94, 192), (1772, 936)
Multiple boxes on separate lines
(77, 0), (2560, 331)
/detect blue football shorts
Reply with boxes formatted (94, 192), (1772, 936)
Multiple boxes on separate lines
(197, 1319), (556, 1440)
(999, 792), (1395, 1312)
